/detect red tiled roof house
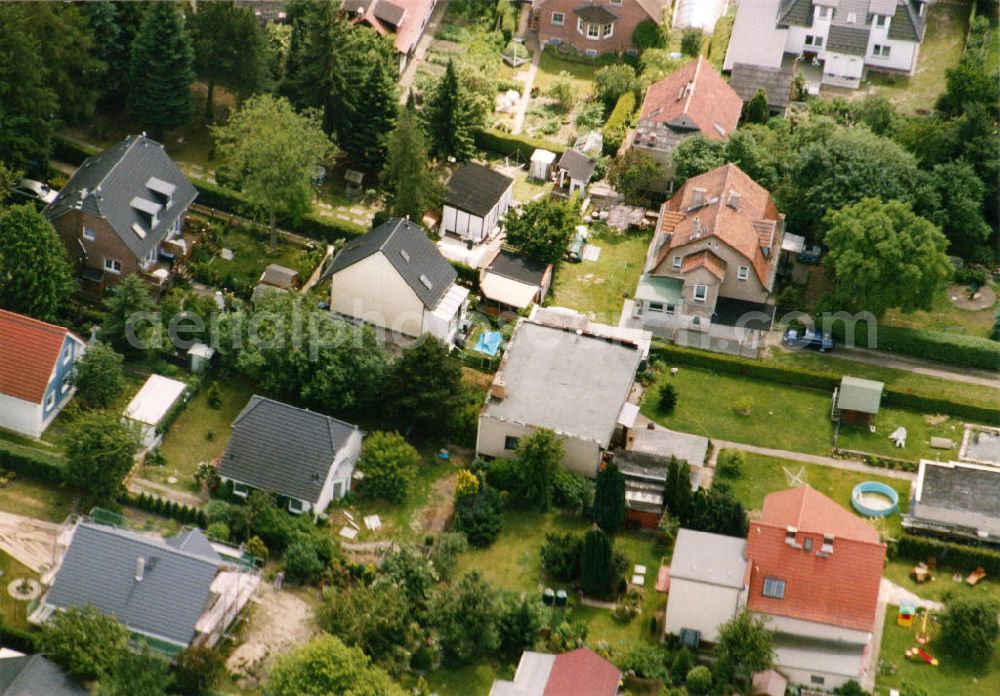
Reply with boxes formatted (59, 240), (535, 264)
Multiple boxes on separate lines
(0, 310), (86, 438)
(626, 163), (783, 347)
(533, 0), (667, 56)
(343, 0), (439, 74)
(489, 646), (622, 696)
(628, 56), (743, 190)
(663, 486), (887, 690)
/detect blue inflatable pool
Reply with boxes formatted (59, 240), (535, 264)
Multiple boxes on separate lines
(851, 481), (899, 517)
(473, 331), (502, 356)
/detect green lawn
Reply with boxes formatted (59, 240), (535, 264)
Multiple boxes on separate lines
(642, 366), (976, 462)
(875, 605), (1000, 696)
(0, 551), (38, 630)
(212, 224), (314, 289)
(456, 509), (668, 652)
(0, 429), (64, 467)
(766, 349), (1000, 412)
(327, 455), (459, 545)
(866, 1), (971, 113)
(883, 558), (1000, 606)
(550, 226), (651, 323)
(535, 49), (615, 99)
(419, 660), (508, 696)
(152, 375), (256, 491)
(0, 478), (76, 523)
(717, 451), (910, 538)
(880, 282), (999, 340)
(509, 168), (554, 204)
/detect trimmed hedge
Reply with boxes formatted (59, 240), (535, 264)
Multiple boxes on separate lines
(893, 534), (1000, 576)
(0, 448), (65, 485)
(52, 136), (99, 166)
(0, 625), (39, 653)
(474, 128), (566, 160)
(648, 343), (1000, 424)
(123, 491), (208, 528)
(602, 91), (636, 156)
(450, 260), (479, 290)
(829, 321), (1000, 372)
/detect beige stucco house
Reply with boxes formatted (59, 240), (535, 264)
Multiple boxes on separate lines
(623, 163), (783, 356)
(324, 218), (469, 347)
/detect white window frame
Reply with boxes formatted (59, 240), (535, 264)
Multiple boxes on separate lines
(665, 303), (675, 315)
(603, 22), (614, 38)
(551, 11), (565, 26)
(62, 346), (72, 365)
(693, 284), (708, 303)
(647, 302), (664, 313)
(611, 0), (622, 6)
(82, 226), (95, 241)
(61, 378), (70, 395)
(847, 11), (857, 24)
(737, 266), (749, 281)
(875, 14), (887, 27)
(873, 44), (891, 58)
(805, 34), (823, 48)
(817, 6), (830, 20)
(45, 391), (56, 410)
(577, 17), (584, 34)
(672, 255), (682, 269)
(233, 481), (250, 498)
(103, 258), (122, 274)
(288, 498), (304, 514)
(587, 22), (600, 40)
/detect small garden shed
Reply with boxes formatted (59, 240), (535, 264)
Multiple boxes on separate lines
(833, 376), (884, 427)
(124, 374), (188, 450)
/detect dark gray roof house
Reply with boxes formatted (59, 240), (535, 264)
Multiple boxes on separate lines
(323, 218), (457, 309)
(44, 134), (197, 263)
(0, 654), (86, 696)
(445, 163), (515, 218)
(903, 460), (1000, 546)
(39, 523), (225, 652)
(219, 396), (363, 512)
(557, 148), (598, 186)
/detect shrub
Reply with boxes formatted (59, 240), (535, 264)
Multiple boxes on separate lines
(552, 468), (594, 513)
(658, 383), (678, 415)
(172, 646), (227, 695)
(671, 648), (695, 686)
(356, 432), (421, 504)
(734, 396), (754, 417)
(540, 531), (583, 582)
(681, 29), (702, 57)
(686, 665), (712, 695)
(145, 448), (166, 467)
(602, 91), (636, 155)
(0, 449), (64, 486)
(716, 450), (745, 479)
(633, 19), (666, 51)
(893, 534), (1000, 576)
(206, 382), (222, 409)
(454, 480), (504, 547)
(206, 522), (230, 541)
(473, 128), (565, 160)
(245, 535), (269, 562)
(283, 538), (326, 584)
(939, 596), (1000, 666)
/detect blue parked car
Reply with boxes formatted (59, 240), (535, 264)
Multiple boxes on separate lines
(798, 244), (823, 264)
(782, 327), (834, 352)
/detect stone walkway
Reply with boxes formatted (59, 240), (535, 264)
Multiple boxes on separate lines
(879, 577), (943, 612)
(511, 39), (542, 135)
(709, 439), (916, 481)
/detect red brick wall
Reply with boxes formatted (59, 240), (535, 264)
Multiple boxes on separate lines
(536, 0), (662, 54)
(627, 508), (663, 529)
(50, 209), (142, 283)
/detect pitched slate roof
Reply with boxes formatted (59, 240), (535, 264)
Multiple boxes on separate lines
(746, 487), (886, 633)
(653, 164), (782, 287)
(46, 523), (222, 648)
(0, 654), (87, 696)
(44, 135), (197, 262)
(827, 24), (869, 55)
(444, 163), (514, 218)
(324, 217), (457, 309)
(777, 0), (813, 27)
(574, 4), (618, 24)
(888, 1), (926, 42)
(487, 249), (550, 286)
(639, 57), (743, 141)
(219, 396), (361, 505)
(0, 309), (81, 405)
(543, 647), (621, 696)
(557, 148), (598, 184)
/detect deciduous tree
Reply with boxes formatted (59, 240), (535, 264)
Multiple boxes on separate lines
(516, 429), (563, 512)
(95, 645), (172, 696)
(670, 135), (726, 187)
(927, 159), (992, 260)
(128, 2), (195, 136)
(939, 596), (1000, 666)
(608, 149), (661, 204)
(357, 431), (421, 504)
(40, 606), (130, 683)
(268, 635), (406, 696)
(71, 342), (125, 409)
(594, 64), (638, 112)
(212, 94), (334, 248)
(429, 571), (503, 664)
(714, 610), (774, 695)
(101, 274), (156, 352)
(824, 198), (952, 318)
(63, 410), (141, 500)
(0, 205), (74, 322)
(503, 197), (578, 265)
(171, 647), (226, 696)
(383, 336), (464, 440)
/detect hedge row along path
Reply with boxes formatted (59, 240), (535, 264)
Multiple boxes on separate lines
(709, 438), (916, 481)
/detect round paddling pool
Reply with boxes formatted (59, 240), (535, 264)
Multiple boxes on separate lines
(851, 481), (899, 517)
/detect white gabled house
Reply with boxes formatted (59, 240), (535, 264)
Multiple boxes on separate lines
(0, 309), (85, 438)
(324, 218), (469, 348)
(218, 395), (364, 517)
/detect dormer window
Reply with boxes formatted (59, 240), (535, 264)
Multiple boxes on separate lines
(847, 11), (857, 23)
(821, 534), (835, 554)
(130, 196), (162, 230)
(145, 176), (176, 208)
(419, 274), (433, 290)
(399, 249), (410, 262)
